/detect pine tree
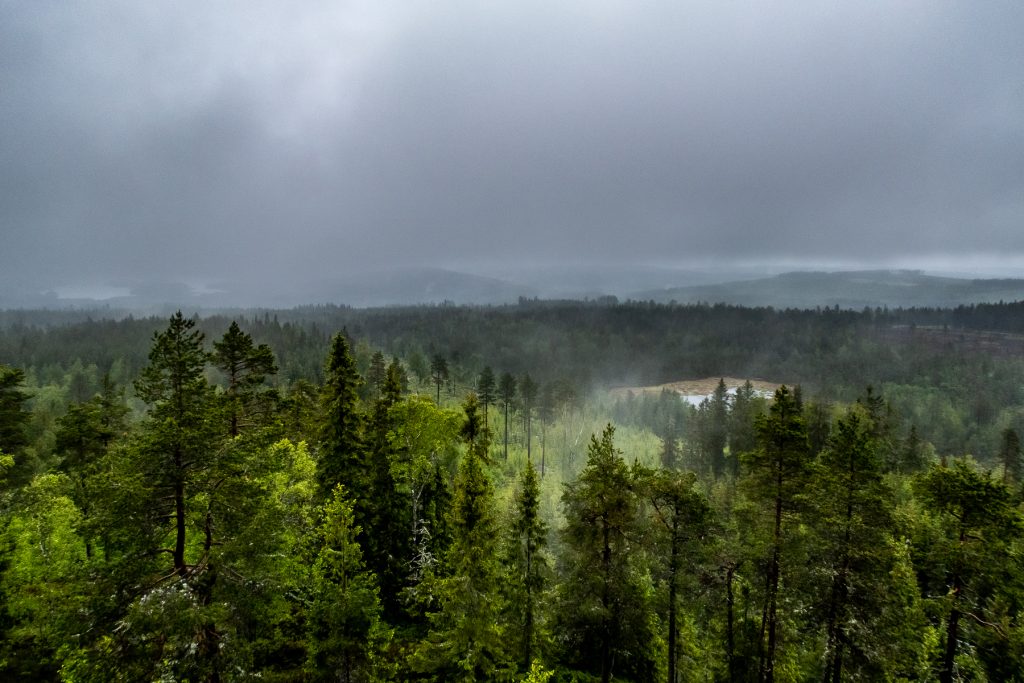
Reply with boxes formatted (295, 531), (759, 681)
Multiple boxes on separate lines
(999, 427), (1021, 485)
(430, 354), (449, 404)
(741, 386), (810, 683)
(640, 466), (711, 683)
(809, 408), (897, 681)
(211, 320), (277, 437)
(0, 364), (29, 485)
(133, 311), (217, 579)
(367, 350), (387, 399)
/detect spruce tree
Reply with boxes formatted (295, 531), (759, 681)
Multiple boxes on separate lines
(412, 395), (506, 680)
(916, 460), (1023, 683)
(306, 485), (388, 682)
(504, 461), (549, 672)
(557, 425), (657, 683)
(363, 358), (411, 622)
(317, 333), (364, 500)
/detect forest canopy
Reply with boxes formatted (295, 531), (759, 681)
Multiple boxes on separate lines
(1, 300), (1023, 681)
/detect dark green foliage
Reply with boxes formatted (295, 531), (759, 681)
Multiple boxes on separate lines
(557, 425), (658, 683)
(808, 408), (915, 681)
(477, 365), (496, 420)
(1000, 427), (1021, 485)
(430, 354), (449, 404)
(916, 460), (1023, 682)
(640, 466), (711, 683)
(363, 359), (412, 623)
(317, 333), (364, 500)
(504, 461), (549, 672)
(0, 364), (29, 455)
(212, 320), (278, 437)
(132, 311), (217, 579)
(742, 385), (810, 683)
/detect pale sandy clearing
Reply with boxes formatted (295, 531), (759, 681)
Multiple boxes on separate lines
(609, 376), (784, 399)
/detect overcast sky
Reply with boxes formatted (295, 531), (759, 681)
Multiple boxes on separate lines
(2, 1), (1023, 293)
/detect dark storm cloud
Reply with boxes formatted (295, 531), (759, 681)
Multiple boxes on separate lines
(2, 1), (1023, 292)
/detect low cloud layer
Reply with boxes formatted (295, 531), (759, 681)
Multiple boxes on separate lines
(2, 1), (1022, 292)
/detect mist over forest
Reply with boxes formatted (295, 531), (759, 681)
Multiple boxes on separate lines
(4, 1), (1024, 681)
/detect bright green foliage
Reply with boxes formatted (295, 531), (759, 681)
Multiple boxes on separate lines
(412, 396), (507, 681)
(557, 425), (659, 683)
(915, 459), (1023, 683)
(212, 320), (278, 437)
(306, 485), (389, 683)
(317, 333), (365, 500)
(504, 461), (550, 672)
(387, 395), (462, 607)
(0, 473), (87, 679)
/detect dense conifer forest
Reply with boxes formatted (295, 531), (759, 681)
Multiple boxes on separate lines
(1, 300), (1023, 681)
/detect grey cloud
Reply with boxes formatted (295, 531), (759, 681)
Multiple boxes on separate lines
(2, 1), (1022, 295)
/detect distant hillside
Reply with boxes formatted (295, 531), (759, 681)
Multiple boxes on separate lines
(633, 270), (1024, 309)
